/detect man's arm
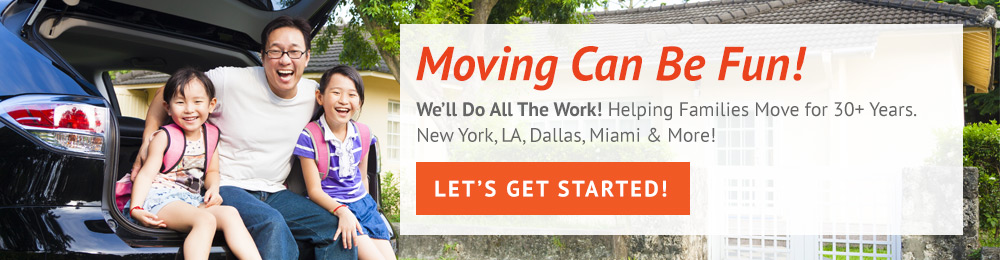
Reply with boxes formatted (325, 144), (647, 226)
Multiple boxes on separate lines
(130, 86), (168, 178)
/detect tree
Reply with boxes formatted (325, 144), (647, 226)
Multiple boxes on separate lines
(596, 0), (664, 11)
(312, 0), (599, 82)
(967, 87), (1000, 123)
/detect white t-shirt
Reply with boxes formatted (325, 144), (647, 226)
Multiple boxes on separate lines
(206, 66), (317, 192)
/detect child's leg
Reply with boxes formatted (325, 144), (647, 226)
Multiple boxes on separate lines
(354, 235), (385, 260)
(156, 201), (217, 260)
(205, 205), (261, 260)
(371, 238), (397, 260)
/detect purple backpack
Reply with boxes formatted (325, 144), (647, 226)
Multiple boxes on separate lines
(114, 123), (220, 212)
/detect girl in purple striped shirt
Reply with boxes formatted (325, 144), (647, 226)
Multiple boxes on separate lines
(292, 65), (395, 260)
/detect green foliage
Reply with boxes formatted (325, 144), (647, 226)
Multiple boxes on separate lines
(442, 242), (456, 252)
(982, 232), (1000, 247)
(965, 121), (1000, 240)
(441, 242), (459, 258)
(595, 0), (662, 11)
(380, 171), (400, 223)
(108, 70), (132, 81)
(339, 23), (385, 71)
(820, 242), (889, 260)
(550, 235), (565, 249)
(313, 0), (599, 81)
(490, 0), (598, 24)
(313, 0), (408, 69)
(969, 246), (984, 259)
(311, 19), (339, 55)
(967, 88), (1000, 120)
(415, 0), (474, 24)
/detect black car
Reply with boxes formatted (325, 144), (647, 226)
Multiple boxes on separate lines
(0, 0), (389, 258)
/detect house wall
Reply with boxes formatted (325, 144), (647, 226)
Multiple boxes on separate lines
(114, 85), (161, 119)
(396, 168), (981, 260)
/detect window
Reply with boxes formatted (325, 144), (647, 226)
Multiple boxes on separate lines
(387, 100), (400, 160)
(716, 115), (784, 259)
(716, 116), (773, 166)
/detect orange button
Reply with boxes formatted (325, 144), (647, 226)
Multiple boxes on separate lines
(416, 162), (690, 215)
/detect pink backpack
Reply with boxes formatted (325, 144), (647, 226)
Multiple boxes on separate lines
(114, 123), (220, 212)
(304, 120), (371, 179)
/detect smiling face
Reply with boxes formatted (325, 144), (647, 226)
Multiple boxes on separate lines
(165, 79), (216, 138)
(262, 26), (310, 99)
(316, 74), (361, 131)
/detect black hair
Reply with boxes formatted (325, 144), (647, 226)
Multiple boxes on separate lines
(319, 65), (365, 106)
(310, 65), (365, 122)
(260, 16), (312, 52)
(162, 67), (216, 103)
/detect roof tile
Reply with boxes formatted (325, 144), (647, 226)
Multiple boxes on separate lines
(585, 0), (990, 25)
(719, 12), (735, 21)
(755, 3), (772, 12)
(731, 9), (748, 19)
(964, 7), (981, 16)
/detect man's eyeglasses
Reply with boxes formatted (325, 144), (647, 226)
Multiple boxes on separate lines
(264, 50), (305, 59)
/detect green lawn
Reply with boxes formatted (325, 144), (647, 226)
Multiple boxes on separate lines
(820, 243), (889, 260)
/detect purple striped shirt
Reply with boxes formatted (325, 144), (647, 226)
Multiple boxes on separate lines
(292, 119), (374, 203)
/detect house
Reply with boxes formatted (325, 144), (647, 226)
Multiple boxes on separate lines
(112, 40), (402, 173)
(574, 1), (994, 259)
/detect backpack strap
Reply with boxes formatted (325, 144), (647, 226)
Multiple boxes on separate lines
(160, 124), (187, 173)
(204, 122), (220, 170)
(355, 121), (372, 164)
(304, 121), (329, 180)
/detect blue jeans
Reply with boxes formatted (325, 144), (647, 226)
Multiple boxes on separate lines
(220, 186), (357, 260)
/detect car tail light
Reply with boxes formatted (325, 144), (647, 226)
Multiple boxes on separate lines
(0, 95), (108, 156)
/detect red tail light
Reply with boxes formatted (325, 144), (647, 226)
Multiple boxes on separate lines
(7, 104), (55, 128)
(1, 95), (108, 156)
(59, 107), (91, 130)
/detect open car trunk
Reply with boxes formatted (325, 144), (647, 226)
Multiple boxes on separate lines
(30, 7), (261, 248)
(22, 0), (339, 248)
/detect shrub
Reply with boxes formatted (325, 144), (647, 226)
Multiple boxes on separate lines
(380, 171), (400, 223)
(966, 120), (1000, 241)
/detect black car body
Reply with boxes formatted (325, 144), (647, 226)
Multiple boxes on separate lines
(0, 0), (361, 258)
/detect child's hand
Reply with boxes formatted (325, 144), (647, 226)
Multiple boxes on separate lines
(332, 209), (364, 250)
(203, 187), (223, 207)
(131, 209), (166, 228)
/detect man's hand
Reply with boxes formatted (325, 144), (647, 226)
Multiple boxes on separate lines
(133, 86), (166, 181)
(129, 146), (147, 181)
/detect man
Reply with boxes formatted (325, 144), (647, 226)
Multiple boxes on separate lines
(133, 16), (355, 259)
